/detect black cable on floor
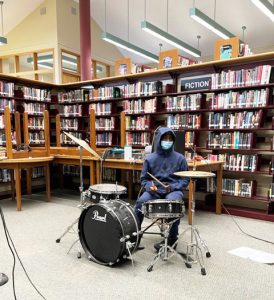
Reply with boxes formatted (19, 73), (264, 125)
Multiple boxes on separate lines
(0, 206), (17, 299)
(198, 157), (274, 245)
(0, 206), (47, 300)
(221, 203), (274, 245)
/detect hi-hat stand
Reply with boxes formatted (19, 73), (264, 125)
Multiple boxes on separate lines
(174, 170), (215, 275)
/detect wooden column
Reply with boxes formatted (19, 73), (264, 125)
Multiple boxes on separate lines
(79, 0), (92, 80)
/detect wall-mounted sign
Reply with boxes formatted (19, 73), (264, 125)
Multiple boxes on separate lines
(181, 76), (212, 91)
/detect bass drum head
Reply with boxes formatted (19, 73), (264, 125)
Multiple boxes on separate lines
(78, 200), (139, 265)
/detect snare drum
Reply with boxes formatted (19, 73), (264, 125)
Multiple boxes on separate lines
(78, 199), (140, 266)
(142, 199), (185, 219)
(87, 183), (127, 203)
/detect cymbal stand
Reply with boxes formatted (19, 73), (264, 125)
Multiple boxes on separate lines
(56, 145), (88, 259)
(147, 218), (185, 272)
(175, 178), (211, 275)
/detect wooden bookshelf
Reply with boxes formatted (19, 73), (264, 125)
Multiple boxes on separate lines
(0, 52), (274, 218)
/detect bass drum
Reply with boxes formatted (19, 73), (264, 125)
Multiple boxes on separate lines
(78, 199), (140, 266)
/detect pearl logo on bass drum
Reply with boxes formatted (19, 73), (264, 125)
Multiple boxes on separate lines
(91, 210), (107, 222)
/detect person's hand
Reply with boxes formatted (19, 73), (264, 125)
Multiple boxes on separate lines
(165, 185), (171, 193)
(194, 155), (204, 161)
(150, 182), (158, 192)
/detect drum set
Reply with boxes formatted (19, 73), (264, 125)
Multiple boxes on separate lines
(56, 133), (215, 274)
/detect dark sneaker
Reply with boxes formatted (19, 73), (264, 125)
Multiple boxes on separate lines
(154, 238), (178, 252)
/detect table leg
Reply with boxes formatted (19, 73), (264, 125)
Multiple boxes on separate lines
(14, 166), (21, 211)
(45, 163), (51, 202)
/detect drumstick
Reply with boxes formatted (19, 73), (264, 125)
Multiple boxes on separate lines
(147, 172), (169, 188)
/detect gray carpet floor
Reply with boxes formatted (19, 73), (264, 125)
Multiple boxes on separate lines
(0, 189), (274, 300)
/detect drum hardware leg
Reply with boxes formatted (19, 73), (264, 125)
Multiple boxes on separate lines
(66, 238), (80, 255)
(141, 218), (162, 236)
(175, 178), (209, 275)
(146, 218), (185, 272)
(177, 225), (207, 275)
(56, 217), (79, 243)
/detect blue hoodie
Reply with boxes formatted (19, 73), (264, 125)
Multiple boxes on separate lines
(141, 127), (189, 194)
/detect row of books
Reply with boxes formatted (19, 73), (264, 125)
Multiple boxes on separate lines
(96, 117), (115, 130)
(0, 81), (14, 97)
(208, 111), (261, 129)
(165, 94), (202, 111)
(206, 178), (216, 193)
(0, 99), (15, 112)
(185, 132), (195, 147)
(58, 89), (89, 103)
(121, 81), (163, 97)
(59, 104), (82, 116)
(20, 87), (51, 102)
(63, 165), (80, 176)
(0, 115), (5, 129)
(211, 65), (272, 89)
(222, 178), (255, 197)
(28, 132), (45, 144)
(60, 118), (79, 130)
(208, 132), (253, 149)
(89, 103), (112, 116)
(125, 116), (150, 130)
(102, 168), (117, 182)
(28, 117), (44, 130)
(208, 89), (269, 109)
(23, 103), (46, 115)
(0, 169), (11, 182)
(60, 132), (82, 144)
(88, 81), (163, 100)
(32, 167), (45, 179)
(126, 132), (150, 146)
(167, 114), (201, 129)
(269, 183), (274, 201)
(0, 132), (16, 146)
(123, 98), (157, 114)
(96, 132), (113, 146)
(208, 153), (257, 172)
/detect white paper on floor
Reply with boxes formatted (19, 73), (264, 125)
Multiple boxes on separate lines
(228, 247), (274, 264)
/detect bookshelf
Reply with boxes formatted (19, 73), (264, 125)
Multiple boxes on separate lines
(0, 52), (274, 219)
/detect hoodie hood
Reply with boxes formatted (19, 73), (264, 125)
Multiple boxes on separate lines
(155, 127), (175, 154)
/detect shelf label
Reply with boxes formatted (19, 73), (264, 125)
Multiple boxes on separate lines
(181, 76), (211, 91)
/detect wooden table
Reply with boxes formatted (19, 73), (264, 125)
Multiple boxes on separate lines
(0, 157), (54, 211)
(53, 155), (97, 187)
(96, 159), (223, 224)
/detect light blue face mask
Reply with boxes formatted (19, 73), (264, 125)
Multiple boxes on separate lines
(161, 140), (173, 150)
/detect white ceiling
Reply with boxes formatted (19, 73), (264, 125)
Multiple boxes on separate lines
(2, 0), (274, 64)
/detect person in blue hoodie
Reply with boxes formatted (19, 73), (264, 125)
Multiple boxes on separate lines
(135, 127), (189, 250)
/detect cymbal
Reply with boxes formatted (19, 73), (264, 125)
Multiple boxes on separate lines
(174, 170), (216, 178)
(64, 132), (101, 159)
